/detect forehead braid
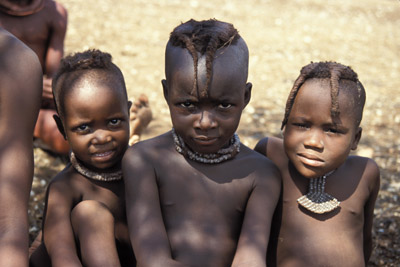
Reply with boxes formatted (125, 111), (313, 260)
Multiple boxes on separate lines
(281, 61), (366, 129)
(168, 19), (240, 97)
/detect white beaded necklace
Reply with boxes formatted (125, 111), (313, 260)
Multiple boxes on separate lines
(69, 151), (122, 182)
(297, 170), (340, 214)
(171, 128), (240, 164)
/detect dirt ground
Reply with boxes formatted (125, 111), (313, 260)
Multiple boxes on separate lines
(29, 0), (400, 266)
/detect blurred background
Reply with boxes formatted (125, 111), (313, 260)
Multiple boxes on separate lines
(29, 0), (400, 266)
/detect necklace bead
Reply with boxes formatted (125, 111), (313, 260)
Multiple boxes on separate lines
(297, 170), (340, 214)
(171, 128), (240, 164)
(70, 152), (122, 182)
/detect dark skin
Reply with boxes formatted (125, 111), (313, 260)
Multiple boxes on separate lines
(29, 73), (135, 267)
(123, 39), (281, 267)
(0, 0), (69, 154)
(255, 79), (380, 267)
(0, 28), (42, 267)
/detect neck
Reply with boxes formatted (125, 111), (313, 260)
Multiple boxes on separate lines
(69, 152), (122, 182)
(171, 128), (240, 164)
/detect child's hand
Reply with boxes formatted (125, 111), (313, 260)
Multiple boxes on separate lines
(42, 76), (53, 100)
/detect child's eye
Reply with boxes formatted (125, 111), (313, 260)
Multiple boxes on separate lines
(76, 124), (89, 133)
(293, 123), (308, 129)
(326, 127), (342, 134)
(180, 101), (195, 109)
(218, 103), (232, 109)
(109, 118), (121, 126)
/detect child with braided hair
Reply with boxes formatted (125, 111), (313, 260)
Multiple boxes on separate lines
(29, 49), (136, 266)
(255, 61), (380, 267)
(123, 19), (281, 267)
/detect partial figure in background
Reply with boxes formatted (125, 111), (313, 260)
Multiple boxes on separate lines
(255, 61), (380, 267)
(0, 28), (42, 267)
(0, 0), (69, 155)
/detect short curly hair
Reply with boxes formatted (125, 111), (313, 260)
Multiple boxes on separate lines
(52, 49), (127, 119)
(168, 19), (240, 97)
(281, 61), (366, 129)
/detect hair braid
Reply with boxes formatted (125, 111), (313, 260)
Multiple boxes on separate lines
(169, 19), (239, 97)
(281, 61), (366, 129)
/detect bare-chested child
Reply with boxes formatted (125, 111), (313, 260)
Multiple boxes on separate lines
(123, 19), (281, 267)
(0, 28), (42, 267)
(0, 0), (152, 155)
(254, 61), (380, 267)
(29, 49), (136, 267)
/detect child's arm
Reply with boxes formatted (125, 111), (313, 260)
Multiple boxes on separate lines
(231, 159), (282, 267)
(123, 144), (187, 267)
(362, 159), (380, 264)
(43, 1), (67, 99)
(42, 178), (82, 267)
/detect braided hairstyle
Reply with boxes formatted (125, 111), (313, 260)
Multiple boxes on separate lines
(168, 19), (240, 97)
(52, 49), (127, 119)
(281, 61), (366, 129)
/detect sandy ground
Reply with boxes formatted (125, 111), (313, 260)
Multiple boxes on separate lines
(29, 0), (400, 266)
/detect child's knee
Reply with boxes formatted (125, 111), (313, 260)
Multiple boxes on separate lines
(71, 200), (114, 229)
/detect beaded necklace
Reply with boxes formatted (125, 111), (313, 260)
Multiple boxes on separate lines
(69, 152), (122, 182)
(297, 170), (340, 214)
(171, 128), (240, 164)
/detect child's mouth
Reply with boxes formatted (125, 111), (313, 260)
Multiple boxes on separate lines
(297, 153), (324, 167)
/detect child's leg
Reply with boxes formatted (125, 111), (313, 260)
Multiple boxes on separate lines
(33, 109), (70, 155)
(29, 243), (52, 267)
(129, 94), (152, 145)
(71, 200), (120, 267)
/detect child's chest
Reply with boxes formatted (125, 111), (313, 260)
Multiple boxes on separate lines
(76, 179), (126, 219)
(156, 161), (254, 216)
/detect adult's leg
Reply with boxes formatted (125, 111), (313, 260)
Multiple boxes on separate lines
(71, 200), (120, 267)
(33, 109), (69, 155)
(129, 94), (152, 145)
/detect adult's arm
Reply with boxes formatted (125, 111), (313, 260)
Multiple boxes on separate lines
(0, 29), (42, 267)
(42, 1), (67, 99)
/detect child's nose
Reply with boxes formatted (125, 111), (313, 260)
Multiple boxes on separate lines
(195, 110), (217, 130)
(92, 129), (112, 144)
(303, 129), (324, 150)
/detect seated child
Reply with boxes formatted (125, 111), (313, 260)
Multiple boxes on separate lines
(123, 19), (281, 267)
(29, 49), (136, 267)
(254, 61), (380, 267)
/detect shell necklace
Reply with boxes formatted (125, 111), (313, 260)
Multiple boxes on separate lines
(297, 170), (340, 214)
(171, 128), (240, 164)
(70, 151), (122, 182)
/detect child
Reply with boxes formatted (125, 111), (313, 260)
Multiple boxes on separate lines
(30, 49), (136, 266)
(254, 62), (380, 266)
(0, 27), (42, 267)
(123, 19), (281, 267)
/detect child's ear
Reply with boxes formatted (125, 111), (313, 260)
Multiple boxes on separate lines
(351, 127), (362, 150)
(162, 79), (168, 101)
(53, 114), (67, 140)
(244, 82), (252, 106)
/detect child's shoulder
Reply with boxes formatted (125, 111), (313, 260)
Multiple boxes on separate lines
(124, 132), (173, 160)
(346, 155), (380, 182)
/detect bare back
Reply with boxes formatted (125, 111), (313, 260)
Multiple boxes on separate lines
(0, 0), (67, 75)
(255, 137), (380, 267)
(123, 131), (281, 266)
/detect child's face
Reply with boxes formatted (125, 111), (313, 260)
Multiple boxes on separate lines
(163, 45), (251, 154)
(283, 78), (361, 178)
(62, 78), (130, 172)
